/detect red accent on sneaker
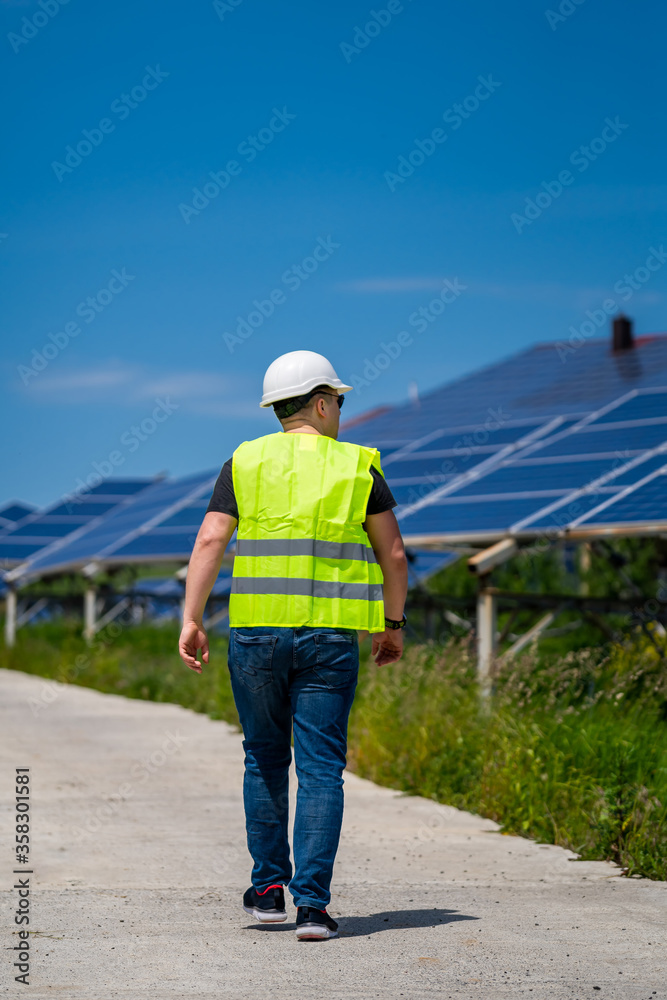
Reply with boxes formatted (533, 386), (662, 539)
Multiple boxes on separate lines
(257, 884), (284, 895)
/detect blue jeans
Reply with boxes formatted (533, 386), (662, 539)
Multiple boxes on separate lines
(227, 625), (359, 909)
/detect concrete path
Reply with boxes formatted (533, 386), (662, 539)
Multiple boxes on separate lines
(1, 667), (665, 999)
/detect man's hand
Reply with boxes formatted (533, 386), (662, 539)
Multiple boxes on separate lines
(363, 510), (408, 666)
(179, 620), (209, 674)
(371, 628), (404, 666)
(178, 511), (236, 672)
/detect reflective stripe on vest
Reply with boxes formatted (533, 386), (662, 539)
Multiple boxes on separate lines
(231, 578), (384, 601)
(229, 432), (385, 632)
(235, 538), (378, 563)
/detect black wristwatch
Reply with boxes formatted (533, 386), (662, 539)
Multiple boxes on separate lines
(385, 614), (407, 630)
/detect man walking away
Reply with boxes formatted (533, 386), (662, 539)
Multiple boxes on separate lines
(179, 350), (408, 940)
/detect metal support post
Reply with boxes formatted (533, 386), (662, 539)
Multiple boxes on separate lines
(83, 585), (97, 644)
(476, 582), (497, 694)
(4, 587), (17, 648)
(579, 542), (591, 595)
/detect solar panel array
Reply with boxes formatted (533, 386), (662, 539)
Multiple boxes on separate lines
(343, 334), (667, 542)
(347, 383), (667, 544)
(9, 471), (218, 580)
(0, 479), (160, 569)
(6, 334), (667, 580)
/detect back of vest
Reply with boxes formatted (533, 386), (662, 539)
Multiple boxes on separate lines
(229, 432), (385, 632)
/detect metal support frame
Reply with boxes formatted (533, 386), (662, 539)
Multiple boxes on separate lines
(497, 608), (561, 667)
(92, 597), (132, 636)
(443, 608), (472, 632)
(16, 598), (48, 628)
(204, 606), (229, 630)
(468, 538), (517, 577)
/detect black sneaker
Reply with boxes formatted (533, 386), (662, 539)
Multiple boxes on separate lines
(243, 884), (287, 923)
(295, 906), (338, 940)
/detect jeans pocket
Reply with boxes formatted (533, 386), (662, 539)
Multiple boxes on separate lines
(313, 632), (358, 689)
(231, 633), (277, 692)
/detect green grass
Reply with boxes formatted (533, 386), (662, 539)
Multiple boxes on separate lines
(1, 621), (239, 726)
(2, 621), (666, 880)
(349, 639), (667, 880)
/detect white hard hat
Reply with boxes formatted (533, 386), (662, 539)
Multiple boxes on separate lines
(260, 350), (353, 407)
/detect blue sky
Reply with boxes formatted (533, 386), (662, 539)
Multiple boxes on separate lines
(2, 0), (665, 506)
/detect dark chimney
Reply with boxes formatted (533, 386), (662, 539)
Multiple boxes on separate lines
(612, 314), (634, 352)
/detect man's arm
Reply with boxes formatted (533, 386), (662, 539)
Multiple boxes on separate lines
(364, 509), (408, 666)
(179, 511), (237, 673)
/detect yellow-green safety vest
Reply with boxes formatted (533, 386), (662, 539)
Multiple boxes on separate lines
(229, 432), (385, 632)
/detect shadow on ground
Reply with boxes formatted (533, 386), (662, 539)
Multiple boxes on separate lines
(250, 908), (478, 937)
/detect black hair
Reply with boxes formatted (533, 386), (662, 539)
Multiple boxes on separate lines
(273, 385), (331, 420)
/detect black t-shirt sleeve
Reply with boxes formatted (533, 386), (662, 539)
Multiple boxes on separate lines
(366, 466), (397, 516)
(205, 457), (395, 520)
(206, 458), (239, 520)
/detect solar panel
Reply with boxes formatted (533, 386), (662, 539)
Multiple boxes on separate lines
(611, 453), (667, 484)
(532, 422), (667, 458)
(46, 501), (119, 517)
(515, 490), (620, 531)
(404, 497), (546, 536)
(384, 421), (550, 460)
(570, 468), (667, 528)
(113, 531), (200, 558)
(385, 381), (667, 542)
(406, 548), (460, 583)
(385, 459), (454, 482)
(0, 478), (159, 569)
(10, 471), (217, 578)
(0, 543), (45, 561)
(131, 576), (184, 598)
(453, 459), (618, 496)
(345, 336), (667, 447)
(387, 484), (448, 507)
(591, 388), (667, 424)
(0, 502), (35, 528)
(9, 521), (88, 538)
